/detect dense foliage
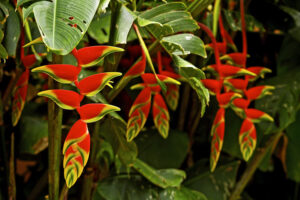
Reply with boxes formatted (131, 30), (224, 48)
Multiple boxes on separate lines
(1, 0), (300, 199)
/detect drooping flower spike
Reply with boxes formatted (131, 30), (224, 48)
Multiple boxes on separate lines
(126, 72), (180, 141)
(32, 45), (122, 188)
(199, 0), (274, 170)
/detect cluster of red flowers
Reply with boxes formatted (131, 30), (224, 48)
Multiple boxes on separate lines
(200, 0), (274, 171)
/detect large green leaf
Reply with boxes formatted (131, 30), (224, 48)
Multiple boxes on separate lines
(114, 5), (136, 44)
(281, 6), (300, 43)
(87, 11), (111, 44)
(172, 55), (209, 116)
(3, 2), (21, 57)
(33, 0), (100, 55)
(93, 175), (207, 200)
(19, 116), (48, 155)
(133, 158), (186, 189)
(138, 3), (199, 39)
(285, 111), (300, 182)
(23, 1), (52, 21)
(159, 187), (207, 200)
(99, 117), (137, 165)
(161, 34), (207, 58)
(185, 160), (240, 200)
(135, 129), (189, 169)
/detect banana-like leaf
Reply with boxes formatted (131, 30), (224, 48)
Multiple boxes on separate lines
(12, 69), (29, 126)
(126, 87), (152, 142)
(152, 93), (170, 138)
(210, 108), (225, 172)
(77, 103), (120, 123)
(76, 46), (124, 67)
(38, 89), (83, 110)
(239, 118), (256, 161)
(78, 72), (122, 96)
(63, 120), (90, 188)
(33, 0), (100, 55)
(32, 64), (80, 84)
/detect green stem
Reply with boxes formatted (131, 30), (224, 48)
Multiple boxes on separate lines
(59, 184), (68, 200)
(213, 0), (222, 36)
(229, 132), (283, 200)
(8, 132), (16, 200)
(48, 55), (63, 200)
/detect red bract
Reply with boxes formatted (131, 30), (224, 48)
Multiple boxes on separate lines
(127, 87), (152, 142)
(12, 69), (29, 126)
(246, 66), (272, 81)
(239, 118), (256, 161)
(38, 89), (83, 110)
(63, 120), (90, 188)
(152, 93), (170, 138)
(164, 84), (179, 111)
(32, 64), (80, 84)
(77, 72), (122, 96)
(245, 109), (273, 123)
(141, 73), (180, 85)
(245, 86), (274, 101)
(76, 46), (124, 67)
(77, 103), (120, 123)
(210, 108), (225, 172)
(224, 79), (248, 93)
(217, 92), (241, 107)
(201, 79), (222, 94)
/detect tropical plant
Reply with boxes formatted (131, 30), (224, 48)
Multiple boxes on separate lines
(1, 0), (300, 199)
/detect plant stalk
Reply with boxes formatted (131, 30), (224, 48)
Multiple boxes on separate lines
(48, 55), (63, 200)
(229, 132), (283, 200)
(213, 0), (222, 36)
(8, 132), (16, 200)
(177, 83), (191, 131)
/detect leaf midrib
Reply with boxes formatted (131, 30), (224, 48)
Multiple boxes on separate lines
(52, 0), (58, 47)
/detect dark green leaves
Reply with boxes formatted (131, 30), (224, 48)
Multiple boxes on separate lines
(135, 129), (189, 169)
(33, 0), (100, 54)
(138, 2), (199, 39)
(99, 117), (137, 165)
(133, 159), (186, 188)
(172, 55), (209, 116)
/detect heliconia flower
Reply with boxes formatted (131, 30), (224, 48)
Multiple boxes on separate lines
(62, 120), (90, 188)
(141, 73), (180, 85)
(123, 55), (146, 78)
(222, 52), (246, 66)
(201, 79), (223, 94)
(239, 118), (256, 161)
(164, 84), (179, 111)
(12, 69), (29, 126)
(76, 46), (124, 67)
(246, 66), (272, 81)
(207, 64), (255, 78)
(77, 72), (122, 96)
(223, 79), (248, 93)
(126, 87), (152, 142)
(217, 92), (242, 107)
(77, 103), (120, 123)
(159, 70), (181, 80)
(152, 93), (170, 138)
(245, 86), (274, 101)
(210, 108), (225, 172)
(232, 98), (250, 109)
(32, 64), (80, 84)
(38, 89), (83, 110)
(245, 108), (274, 123)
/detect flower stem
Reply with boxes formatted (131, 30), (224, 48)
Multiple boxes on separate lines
(48, 54), (63, 200)
(8, 132), (16, 200)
